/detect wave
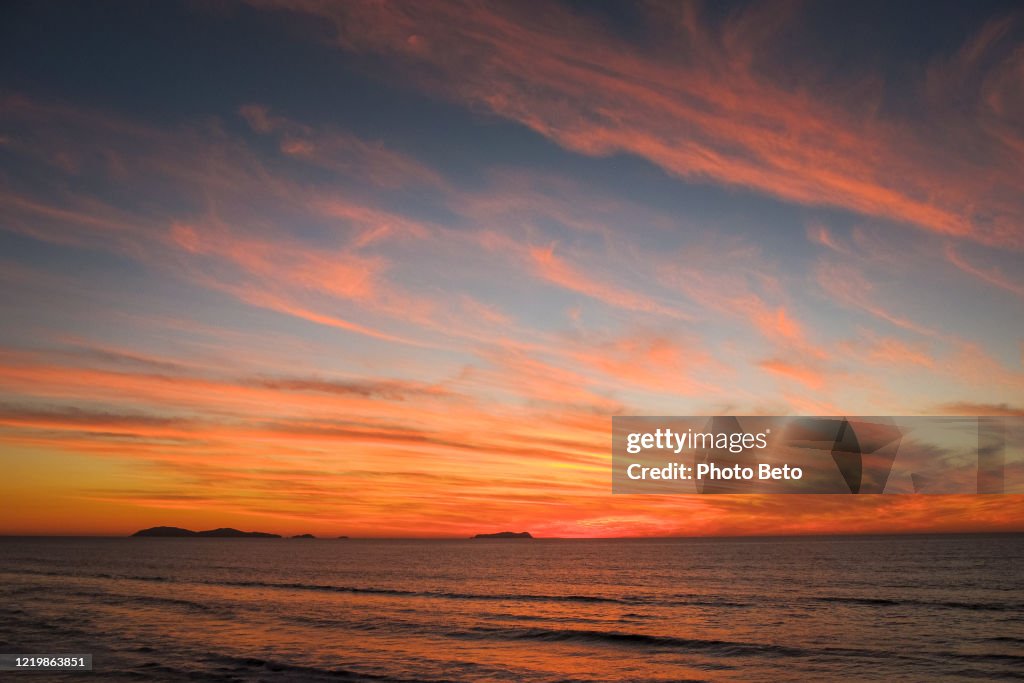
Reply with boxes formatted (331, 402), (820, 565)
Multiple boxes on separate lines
(219, 578), (639, 606)
(5, 567), (1018, 613)
(193, 654), (458, 683)
(2, 568), (730, 608)
(66, 589), (219, 613)
(126, 654), (457, 683)
(454, 624), (807, 658)
(814, 595), (1023, 612)
(985, 636), (1024, 644)
(454, 625), (1018, 672)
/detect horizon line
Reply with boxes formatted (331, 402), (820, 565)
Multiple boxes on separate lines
(2, 530), (1023, 540)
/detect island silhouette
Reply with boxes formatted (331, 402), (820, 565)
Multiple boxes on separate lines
(132, 526), (280, 538)
(132, 526), (521, 539)
(472, 531), (533, 539)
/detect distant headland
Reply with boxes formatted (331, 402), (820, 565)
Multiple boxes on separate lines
(472, 531), (533, 539)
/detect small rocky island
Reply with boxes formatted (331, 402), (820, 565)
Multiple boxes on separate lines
(472, 531), (533, 539)
(291, 533), (316, 539)
(132, 526), (281, 538)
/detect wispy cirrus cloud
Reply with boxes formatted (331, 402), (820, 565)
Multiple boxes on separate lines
(252, 0), (1024, 248)
(526, 242), (691, 321)
(813, 260), (940, 337)
(239, 104), (447, 189)
(945, 244), (1024, 299)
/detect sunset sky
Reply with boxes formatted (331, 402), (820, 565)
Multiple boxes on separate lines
(1, 0), (1023, 537)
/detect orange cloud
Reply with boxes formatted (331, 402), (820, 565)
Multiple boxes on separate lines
(566, 330), (721, 397)
(844, 333), (936, 369)
(527, 243), (690, 320)
(658, 245), (824, 359)
(758, 357), (824, 390)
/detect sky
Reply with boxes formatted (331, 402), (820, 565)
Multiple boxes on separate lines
(1, 0), (1022, 537)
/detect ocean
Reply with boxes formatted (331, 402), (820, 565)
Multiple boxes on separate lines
(1, 535), (1022, 681)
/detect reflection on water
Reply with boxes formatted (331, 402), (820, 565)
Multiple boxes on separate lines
(1, 535), (1022, 681)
